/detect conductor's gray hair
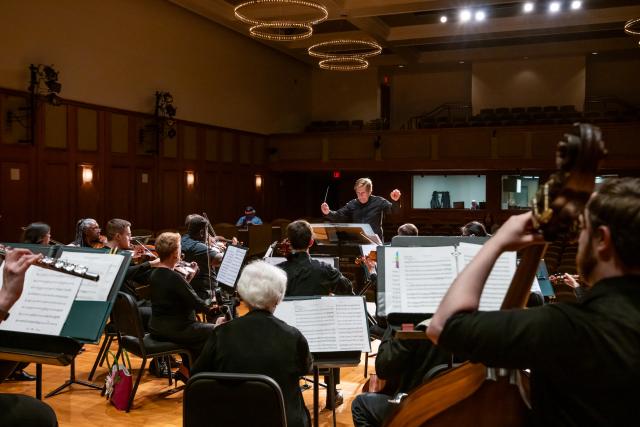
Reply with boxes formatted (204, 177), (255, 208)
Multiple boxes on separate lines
(237, 261), (288, 311)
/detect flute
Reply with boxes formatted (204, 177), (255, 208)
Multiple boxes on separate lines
(0, 246), (100, 281)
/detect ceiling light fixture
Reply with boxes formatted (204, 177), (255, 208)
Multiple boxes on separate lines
(570, 0), (582, 10)
(459, 9), (472, 22)
(318, 57), (369, 71)
(523, 2), (534, 13)
(624, 17), (640, 36)
(308, 39), (382, 71)
(475, 10), (486, 21)
(440, 15), (448, 23)
(549, 2), (561, 13)
(234, 0), (328, 41)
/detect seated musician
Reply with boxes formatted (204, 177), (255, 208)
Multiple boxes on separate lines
(69, 218), (105, 247)
(192, 261), (312, 427)
(235, 205), (263, 227)
(277, 219), (352, 297)
(427, 177), (640, 426)
(351, 326), (454, 427)
(460, 220), (489, 237)
(181, 214), (223, 300)
(396, 223), (418, 236)
(104, 218), (159, 328)
(148, 232), (215, 377)
(21, 222), (51, 245)
(0, 248), (58, 427)
(277, 219), (352, 407)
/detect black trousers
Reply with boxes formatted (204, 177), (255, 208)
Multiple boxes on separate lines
(351, 392), (394, 427)
(151, 322), (216, 367)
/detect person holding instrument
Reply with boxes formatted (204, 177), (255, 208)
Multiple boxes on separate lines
(21, 222), (51, 245)
(321, 177), (401, 241)
(181, 214), (223, 300)
(0, 247), (58, 427)
(69, 218), (105, 248)
(149, 232), (216, 380)
(427, 177), (640, 426)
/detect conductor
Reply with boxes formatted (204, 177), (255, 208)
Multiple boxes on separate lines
(320, 177), (401, 241)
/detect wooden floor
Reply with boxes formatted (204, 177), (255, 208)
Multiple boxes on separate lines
(1, 335), (379, 426)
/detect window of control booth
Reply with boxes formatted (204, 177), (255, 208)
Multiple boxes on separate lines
(501, 175), (540, 210)
(412, 175), (486, 209)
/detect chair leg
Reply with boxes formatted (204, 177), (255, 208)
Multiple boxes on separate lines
(127, 357), (147, 413)
(364, 352), (368, 378)
(88, 334), (113, 381)
(165, 356), (172, 386)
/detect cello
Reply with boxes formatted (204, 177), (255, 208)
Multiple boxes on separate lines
(385, 123), (607, 427)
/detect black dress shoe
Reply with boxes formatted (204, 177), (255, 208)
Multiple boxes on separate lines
(10, 370), (37, 381)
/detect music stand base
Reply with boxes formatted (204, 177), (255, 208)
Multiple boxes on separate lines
(45, 359), (101, 398)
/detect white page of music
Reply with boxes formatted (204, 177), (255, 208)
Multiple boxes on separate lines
(274, 297), (370, 353)
(384, 246), (458, 314)
(58, 252), (125, 301)
(458, 242), (516, 311)
(216, 246), (246, 287)
(0, 263), (81, 335)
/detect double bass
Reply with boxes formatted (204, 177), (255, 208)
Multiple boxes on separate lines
(385, 123), (607, 427)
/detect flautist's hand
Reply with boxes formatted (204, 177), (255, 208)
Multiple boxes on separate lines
(0, 248), (42, 311)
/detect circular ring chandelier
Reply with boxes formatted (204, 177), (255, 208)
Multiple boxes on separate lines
(250, 23), (313, 41)
(235, 0), (328, 41)
(319, 57), (369, 71)
(308, 39), (382, 71)
(624, 17), (640, 35)
(308, 40), (383, 59)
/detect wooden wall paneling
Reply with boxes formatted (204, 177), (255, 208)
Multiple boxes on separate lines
(239, 134), (251, 165)
(220, 170), (235, 222)
(253, 136), (265, 165)
(530, 129), (565, 160)
(203, 170), (219, 222)
(44, 104), (67, 148)
(221, 131), (235, 163)
(600, 124), (640, 158)
(110, 113), (129, 154)
(77, 161), (101, 224)
(107, 167), (132, 220)
(163, 134), (178, 158)
(42, 163), (72, 243)
(381, 132), (431, 160)
(495, 130), (528, 158)
(135, 169), (154, 231)
(77, 107), (98, 151)
(329, 134), (375, 160)
(205, 129), (219, 162)
(182, 125), (198, 160)
(0, 162), (30, 241)
(161, 169), (180, 229)
(438, 129), (491, 159)
(1, 94), (29, 144)
(269, 135), (323, 161)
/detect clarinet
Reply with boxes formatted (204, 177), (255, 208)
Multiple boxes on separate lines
(0, 247), (100, 281)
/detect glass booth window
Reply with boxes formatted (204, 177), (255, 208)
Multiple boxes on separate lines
(501, 175), (540, 209)
(413, 175), (486, 209)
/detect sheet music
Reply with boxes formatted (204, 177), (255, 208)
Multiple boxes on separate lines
(0, 263), (81, 335)
(58, 251), (125, 301)
(458, 242), (516, 311)
(217, 245), (247, 287)
(384, 246), (458, 314)
(360, 244), (377, 258)
(274, 296), (370, 353)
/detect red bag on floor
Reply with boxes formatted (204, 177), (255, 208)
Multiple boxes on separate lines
(104, 351), (133, 411)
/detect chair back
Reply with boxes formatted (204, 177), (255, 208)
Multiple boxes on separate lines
(111, 292), (146, 342)
(184, 372), (287, 427)
(247, 224), (273, 258)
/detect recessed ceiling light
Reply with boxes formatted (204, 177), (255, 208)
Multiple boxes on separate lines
(549, 2), (561, 13)
(523, 56), (529, 59)
(459, 9), (472, 22)
(591, 52), (598, 55)
(459, 60), (465, 64)
(440, 15), (448, 23)
(398, 64), (405, 68)
(570, 0), (582, 10)
(475, 10), (486, 21)
(523, 2), (534, 13)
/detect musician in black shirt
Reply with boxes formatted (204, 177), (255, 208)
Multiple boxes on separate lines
(181, 215), (223, 300)
(277, 220), (352, 297)
(149, 232), (215, 368)
(428, 177), (640, 426)
(321, 177), (401, 241)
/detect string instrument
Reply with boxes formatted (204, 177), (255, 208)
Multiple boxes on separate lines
(275, 238), (292, 257)
(174, 259), (198, 282)
(0, 245), (100, 281)
(385, 123), (607, 427)
(355, 249), (377, 275)
(130, 238), (158, 263)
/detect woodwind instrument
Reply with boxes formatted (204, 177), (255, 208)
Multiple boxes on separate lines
(0, 245), (100, 281)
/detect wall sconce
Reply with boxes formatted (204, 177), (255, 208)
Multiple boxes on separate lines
(186, 171), (195, 188)
(81, 165), (94, 185)
(255, 174), (263, 190)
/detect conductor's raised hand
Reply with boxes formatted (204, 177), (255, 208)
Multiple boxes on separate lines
(491, 212), (545, 252)
(321, 202), (330, 215)
(390, 189), (401, 201)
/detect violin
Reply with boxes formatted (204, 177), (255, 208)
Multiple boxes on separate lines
(174, 259), (198, 282)
(385, 123), (607, 427)
(130, 239), (158, 263)
(275, 238), (292, 257)
(355, 249), (377, 275)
